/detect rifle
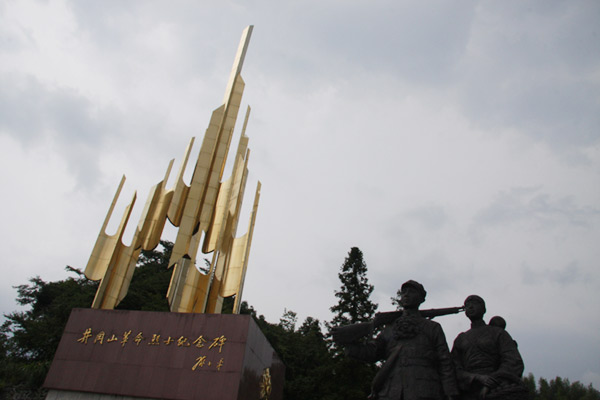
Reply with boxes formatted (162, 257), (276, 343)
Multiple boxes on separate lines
(373, 306), (464, 327)
(331, 306), (464, 345)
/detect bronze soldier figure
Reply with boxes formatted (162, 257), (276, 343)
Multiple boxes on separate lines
(451, 295), (527, 400)
(333, 280), (459, 400)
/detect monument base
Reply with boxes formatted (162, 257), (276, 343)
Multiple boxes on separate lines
(44, 309), (284, 400)
(46, 390), (156, 399)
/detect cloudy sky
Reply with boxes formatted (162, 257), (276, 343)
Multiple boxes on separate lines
(1, 0), (599, 388)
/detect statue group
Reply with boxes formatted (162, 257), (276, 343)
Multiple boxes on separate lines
(332, 280), (527, 400)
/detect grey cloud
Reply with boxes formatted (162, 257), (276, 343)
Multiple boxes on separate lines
(510, 80), (599, 147)
(262, 1), (600, 157)
(0, 75), (107, 142)
(481, 1), (600, 74)
(461, 71), (600, 155)
(473, 186), (600, 229)
(405, 205), (448, 230)
(0, 74), (117, 188)
(62, 0), (600, 156)
(458, 1), (600, 153)
(67, 1), (238, 83)
(263, 1), (477, 86)
(373, 245), (470, 304)
(124, 2), (477, 94)
(521, 260), (590, 286)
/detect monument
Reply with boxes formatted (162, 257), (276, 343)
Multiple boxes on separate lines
(333, 285), (527, 400)
(43, 26), (284, 400)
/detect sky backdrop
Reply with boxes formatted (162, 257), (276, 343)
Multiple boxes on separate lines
(1, 0), (599, 389)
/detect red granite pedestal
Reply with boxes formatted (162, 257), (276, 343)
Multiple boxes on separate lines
(44, 309), (284, 400)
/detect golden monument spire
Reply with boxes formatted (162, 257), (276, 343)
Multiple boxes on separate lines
(84, 26), (260, 314)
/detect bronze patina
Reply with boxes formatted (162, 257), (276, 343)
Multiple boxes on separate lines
(332, 280), (462, 400)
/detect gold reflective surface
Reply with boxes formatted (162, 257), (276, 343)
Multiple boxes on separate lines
(84, 26), (260, 314)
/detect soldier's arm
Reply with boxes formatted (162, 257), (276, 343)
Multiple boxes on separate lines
(493, 329), (525, 380)
(344, 328), (387, 363)
(432, 323), (459, 397)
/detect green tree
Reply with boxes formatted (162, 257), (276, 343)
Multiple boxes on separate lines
(525, 374), (600, 400)
(539, 377), (552, 400)
(330, 247), (378, 327)
(523, 373), (537, 400)
(327, 247), (379, 400)
(279, 309), (298, 332)
(0, 266), (98, 397)
(115, 240), (173, 311)
(240, 303), (336, 400)
(285, 317), (335, 399)
(2, 267), (98, 363)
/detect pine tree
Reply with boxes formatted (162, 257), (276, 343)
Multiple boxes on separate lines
(327, 247), (379, 400)
(330, 247), (378, 326)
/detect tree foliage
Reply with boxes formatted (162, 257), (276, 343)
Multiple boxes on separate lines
(3, 267), (97, 362)
(115, 241), (173, 311)
(326, 247), (379, 400)
(240, 302), (335, 400)
(330, 247), (378, 326)
(523, 373), (600, 400)
(1, 266), (98, 397)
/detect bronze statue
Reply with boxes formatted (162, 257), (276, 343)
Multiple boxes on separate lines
(451, 295), (527, 400)
(488, 316), (506, 330)
(332, 280), (460, 400)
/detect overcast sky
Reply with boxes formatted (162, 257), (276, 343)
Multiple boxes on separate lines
(1, 0), (599, 389)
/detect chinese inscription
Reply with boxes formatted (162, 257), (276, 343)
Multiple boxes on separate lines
(76, 327), (228, 372)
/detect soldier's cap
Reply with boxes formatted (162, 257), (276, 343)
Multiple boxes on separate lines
(464, 294), (486, 307)
(401, 280), (427, 299)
